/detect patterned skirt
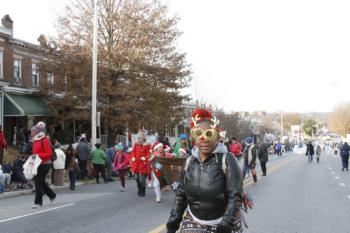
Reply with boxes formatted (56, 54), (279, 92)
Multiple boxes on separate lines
(180, 212), (243, 233)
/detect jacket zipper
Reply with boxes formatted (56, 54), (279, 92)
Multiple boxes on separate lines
(198, 161), (204, 220)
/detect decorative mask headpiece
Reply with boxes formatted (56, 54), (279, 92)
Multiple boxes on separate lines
(190, 108), (220, 142)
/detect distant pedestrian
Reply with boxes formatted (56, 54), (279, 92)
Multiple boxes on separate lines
(91, 143), (107, 184)
(76, 137), (90, 180)
(105, 145), (116, 182)
(230, 136), (243, 160)
(53, 143), (66, 186)
(65, 143), (78, 190)
(258, 140), (269, 176)
(31, 122), (56, 209)
(114, 144), (129, 192)
(243, 137), (257, 184)
(315, 143), (322, 163)
(276, 142), (282, 157)
(0, 127), (7, 165)
(305, 141), (314, 163)
(340, 142), (350, 171)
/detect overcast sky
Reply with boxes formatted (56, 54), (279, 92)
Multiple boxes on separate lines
(2, 0), (350, 113)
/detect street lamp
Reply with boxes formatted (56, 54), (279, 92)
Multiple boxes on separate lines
(91, 0), (98, 148)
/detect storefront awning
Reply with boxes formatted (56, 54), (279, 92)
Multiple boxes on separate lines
(4, 94), (50, 116)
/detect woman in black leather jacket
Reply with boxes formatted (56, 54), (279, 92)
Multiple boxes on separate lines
(166, 109), (243, 233)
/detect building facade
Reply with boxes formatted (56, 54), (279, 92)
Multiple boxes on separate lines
(0, 15), (51, 145)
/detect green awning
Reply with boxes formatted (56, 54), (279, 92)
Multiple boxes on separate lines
(4, 94), (50, 116)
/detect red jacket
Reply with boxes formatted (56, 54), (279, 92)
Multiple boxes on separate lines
(129, 143), (151, 174)
(0, 131), (7, 149)
(230, 142), (242, 157)
(32, 137), (52, 164)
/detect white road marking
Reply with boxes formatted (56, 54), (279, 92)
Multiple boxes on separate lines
(335, 176), (339, 180)
(329, 167), (332, 170)
(348, 195), (350, 199)
(339, 183), (346, 187)
(0, 203), (75, 224)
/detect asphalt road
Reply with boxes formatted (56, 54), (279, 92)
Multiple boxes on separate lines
(1, 151), (348, 233)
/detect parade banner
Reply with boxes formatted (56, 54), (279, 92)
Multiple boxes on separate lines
(152, 157), (187, 190)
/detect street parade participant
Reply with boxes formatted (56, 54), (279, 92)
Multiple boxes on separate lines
(149, 142), (172, 203)
(113, 144), (129, 192)
(173, 133), (189, 157)
(230, 136), (243, 160)
(242, 137), (257, 184)
(129, 131), (151, 197)
(166, 108), (243, 233)
(31, 122), (56, 209)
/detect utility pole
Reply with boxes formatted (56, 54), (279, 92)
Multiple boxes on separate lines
(91, 0), (98, 148)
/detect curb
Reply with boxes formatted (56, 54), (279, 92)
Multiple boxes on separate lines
(0, 180), (96, 200)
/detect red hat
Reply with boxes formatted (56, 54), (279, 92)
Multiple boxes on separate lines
(153, 142), (163, 151)
(190, 108), (213, 128)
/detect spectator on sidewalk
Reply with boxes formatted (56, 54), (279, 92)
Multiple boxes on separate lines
(53, 143), (66, 186)
(65, 143), (79, 190)
(258, 140), (269, 176)
(0, 127), (7, 165)
(76, 137), (90, 180)
(340, 142), (350, 171)
(105, 145), (116, 182)
(0, 164), (11, 192)
(91, 143), (107, 184)
(31, 122), (56, 209)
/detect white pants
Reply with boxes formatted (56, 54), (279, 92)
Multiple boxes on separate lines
(151, 171), (161, 200)
(0, 173), (11, 186)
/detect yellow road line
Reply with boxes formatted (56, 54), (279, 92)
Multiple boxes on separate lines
(148, 154), (301, 233)
(149, 224), (166, 233)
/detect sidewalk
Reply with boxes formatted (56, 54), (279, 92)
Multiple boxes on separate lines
(0, 179), (96, 200)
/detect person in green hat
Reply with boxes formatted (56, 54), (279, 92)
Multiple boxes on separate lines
(91, 143), (107, 184)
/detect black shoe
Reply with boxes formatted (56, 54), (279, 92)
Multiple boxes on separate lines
(104, 180), (108, 184)
(96, 181), (100, 184)
(70, 187), (75, 191)
(139, 192), (145, 197)
(262, 174), (266, 176)
(342, 168), (344, 171)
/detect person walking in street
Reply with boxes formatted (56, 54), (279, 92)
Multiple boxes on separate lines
(105, 145), (116, 182)
(258, 140), (269, 176)
(65, 143), (79, 190)
(129, 131), (151, 197)
(315, 143), (322, 163)
(91, 143), (107, 184)
(242, 137), (257, 184)
(230, 136), (243, 160)
(340, 142), (350, 171)
(0, 127), (7, 165)
(306, 141), (314, 163)
(114, 144), (129, 192)
(31, 122), (56, 209)
(53, 143), (66, 186)
(76, 137), (89, 180)
(166, 108), (243, 233)
(276, 142), (282, 157)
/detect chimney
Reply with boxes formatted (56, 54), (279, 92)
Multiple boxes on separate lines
(2, 14), (13, 30)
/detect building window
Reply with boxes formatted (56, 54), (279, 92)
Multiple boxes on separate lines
(0, 51), (3, 79)
(13, 59), (22, 83)
(47, 73), (54, 85)
(32, 64), (39, 87)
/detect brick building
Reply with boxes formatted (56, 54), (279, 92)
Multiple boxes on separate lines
(0, 14), (51, 146)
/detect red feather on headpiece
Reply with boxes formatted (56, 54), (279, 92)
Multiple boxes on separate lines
(190, 108), (213, 128)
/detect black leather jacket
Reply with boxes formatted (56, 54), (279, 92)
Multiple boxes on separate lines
(167, 152), (243, 231)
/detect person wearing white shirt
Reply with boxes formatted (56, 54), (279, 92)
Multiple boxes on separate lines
(53, 143), (66, 186)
